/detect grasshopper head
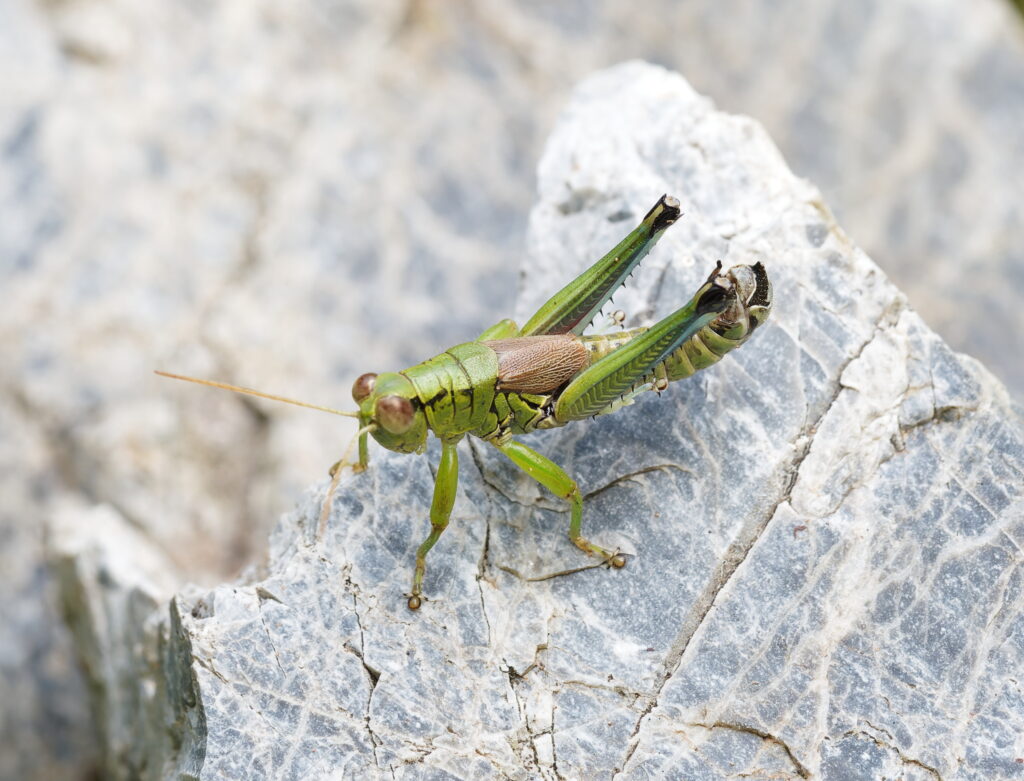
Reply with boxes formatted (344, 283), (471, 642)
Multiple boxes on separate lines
(713, 262), (773, 337)
(352, 371), (428, 454)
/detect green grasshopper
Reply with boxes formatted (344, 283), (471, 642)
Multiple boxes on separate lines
(158, 195), (772, 609)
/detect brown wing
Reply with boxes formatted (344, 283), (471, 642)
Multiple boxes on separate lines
(483, 335), (589, 394)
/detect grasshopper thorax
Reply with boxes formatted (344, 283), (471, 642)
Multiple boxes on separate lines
(352, 371), (428, 454)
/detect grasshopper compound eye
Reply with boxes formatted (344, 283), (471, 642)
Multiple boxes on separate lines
(352, 373), (378, 403)
(376, 395), (415, 434)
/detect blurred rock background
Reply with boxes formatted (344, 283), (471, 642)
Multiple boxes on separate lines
(1, 0), (1022, 777)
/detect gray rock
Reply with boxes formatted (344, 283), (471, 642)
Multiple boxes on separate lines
(55, 63), (1024, 779)
(6, 3), (1024, 775)
(0, 400), (99, 779)
(49, 504), (184, 778)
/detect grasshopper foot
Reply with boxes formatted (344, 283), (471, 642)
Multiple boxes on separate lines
(329, 459), (367, 477)
(573, 537), (627, 569)
(409, 562), (427, 611)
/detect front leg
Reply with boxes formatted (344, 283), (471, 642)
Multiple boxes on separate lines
(408, 438), (460, 609)
(494, 439), (626, 568)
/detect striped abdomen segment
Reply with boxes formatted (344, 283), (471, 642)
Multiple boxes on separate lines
(663, 314), (753, 380)
(401, 342), (499, 437)
(579, 316), (752, 385)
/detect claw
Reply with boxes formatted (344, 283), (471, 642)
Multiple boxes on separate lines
(595, 309), (628, 333)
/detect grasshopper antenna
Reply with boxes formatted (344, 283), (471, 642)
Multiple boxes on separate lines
(154, 370), (362, 418)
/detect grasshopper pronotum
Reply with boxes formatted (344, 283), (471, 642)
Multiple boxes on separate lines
(159, 195), (772, 609)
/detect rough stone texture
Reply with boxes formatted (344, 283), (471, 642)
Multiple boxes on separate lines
(53, 63), (1024, 779)
(0, 402), (98, 779)
(5, 0), (1024, 777)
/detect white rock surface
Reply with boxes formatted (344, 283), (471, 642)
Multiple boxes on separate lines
(53, 63), (1024, 779)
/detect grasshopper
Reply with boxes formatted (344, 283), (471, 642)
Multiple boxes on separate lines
(158, 195), (772, 609)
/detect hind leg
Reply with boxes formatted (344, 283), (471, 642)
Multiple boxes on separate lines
(494, 439), (625, 567)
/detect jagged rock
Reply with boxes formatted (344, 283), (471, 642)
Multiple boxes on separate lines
(53, 62), (1024, 779)
(0, 401), (99, 778)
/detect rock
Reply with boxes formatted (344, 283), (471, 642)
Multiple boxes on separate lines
(0, 400), (100, 779)
(55, 62), (1024, 779)
(6, 0), (1023, 775)
(49, 504), (184, 778)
